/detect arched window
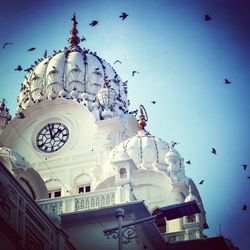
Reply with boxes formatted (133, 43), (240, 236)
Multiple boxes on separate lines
(45, 179), (62, 198)
(74, 173), (92, 194)
(152, 208), (166, 233)
(119, 168), (127, 178)
(187, 214), (196, 223)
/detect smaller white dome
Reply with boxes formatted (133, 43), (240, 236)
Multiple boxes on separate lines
(110, 129), (169, 170)
(185, 185), (198, 202)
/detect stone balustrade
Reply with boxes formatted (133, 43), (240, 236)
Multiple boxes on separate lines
(37, 187), (117, 214)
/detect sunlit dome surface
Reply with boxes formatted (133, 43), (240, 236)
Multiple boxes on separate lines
(110, 128), (170, 169)
(109, 106), (171, 170)
(17, 14), (128, 120)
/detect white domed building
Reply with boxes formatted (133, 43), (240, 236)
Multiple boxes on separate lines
(0, 15), (209, 250)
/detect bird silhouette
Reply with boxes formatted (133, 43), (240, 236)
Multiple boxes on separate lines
(242, 164), (247, 170)
(2, 42), (13, 49)
(128, 109), (138, 115)
(151, 101), (156, 104)
(14, 65), (23, 71)
(122, 80), (128, 86)
(114, 60), (122, 65)
(204, 14), (211, 21)
(27, 47), (36, 51)
(89, 20), (98, 27)
(242, 204), (247, 211)
(17, 112), (25, 119)
(247, 176), (250, 180)
(24, 67), (33, 72)
(211, 148), (217, 154)
(224, 78), (231, 84)
(119, 12), (129, 20)
(44, 49), (47, 58)
(186, 160), (191, 165)
(81, 36), (86, 42)
(199, 180), (204, 185)
(171, 141), (180, 147)
(132, 71), (139, 77)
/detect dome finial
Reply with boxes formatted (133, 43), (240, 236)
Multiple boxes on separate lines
(138, 105), (148, 129)
(188, 185), (192, 195)
(68, 13), (80, 46)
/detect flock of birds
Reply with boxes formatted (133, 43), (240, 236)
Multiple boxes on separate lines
(184, 147), (249, 211)
(1, 10), (247, 212)
(2, 12), (232, 85)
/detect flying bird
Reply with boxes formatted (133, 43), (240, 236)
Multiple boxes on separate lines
(204, 14), (211, 21)
(242, 204), (247, 211)
(247, 176), (250, 180)
(132, 70), (139, 77)
(151, 101), (156, 104)
(211, 148), (217, 155)
(171, 141), (180, 147)
(114, 60), (122, 65)
(27, 47), (36, 51)
(89, 20), (98, 27)
(119, 12), (129, 20)
(2, 42), (13, 49)
(242, 164), (247, 171)
(14, 65), (23, 71)
(199, 180), (204, 185)
(186, 160), (191, 165)
(224, 78), (231, 84)
(81, 36), (86, 42)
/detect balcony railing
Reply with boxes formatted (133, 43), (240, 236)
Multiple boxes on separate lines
(163, 231), (186, 243)
(37, 187), (117, 214)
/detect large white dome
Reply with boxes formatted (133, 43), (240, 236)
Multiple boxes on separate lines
(17, 15), (128, 120)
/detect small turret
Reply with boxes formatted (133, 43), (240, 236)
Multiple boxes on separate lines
(183, 185), (203, 240)
(0, 99), (11, 134)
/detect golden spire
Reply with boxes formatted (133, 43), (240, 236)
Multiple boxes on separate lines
(68, 13), (80, 46)
(138, 105), (148, 129)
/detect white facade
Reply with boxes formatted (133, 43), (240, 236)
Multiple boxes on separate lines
(0, 15), (208, 248)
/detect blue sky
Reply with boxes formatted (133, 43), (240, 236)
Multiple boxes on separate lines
(0, 0), (249, 249)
